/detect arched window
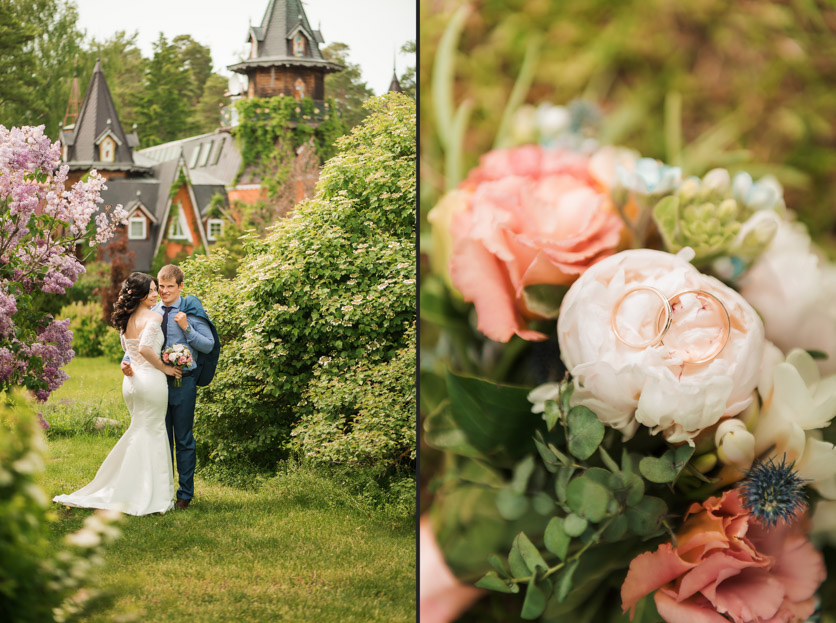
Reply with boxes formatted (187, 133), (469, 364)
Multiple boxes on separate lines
(294, 78), (306, 100)
(100, 137), (115, 163)
(294, 33), (305, 57)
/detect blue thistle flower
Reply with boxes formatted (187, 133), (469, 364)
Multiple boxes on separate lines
(738, 455), (807, 529)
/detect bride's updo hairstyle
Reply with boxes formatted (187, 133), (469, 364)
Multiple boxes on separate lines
(110, 272), (157, 333)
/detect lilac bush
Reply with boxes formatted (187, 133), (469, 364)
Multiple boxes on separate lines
(0, 125), (126, 400)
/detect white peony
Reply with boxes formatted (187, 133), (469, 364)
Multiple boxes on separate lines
(740, 219), (836, 375)
(557, 248), (764, 443)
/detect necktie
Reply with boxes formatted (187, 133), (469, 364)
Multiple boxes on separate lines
(161, 306), (173, 347)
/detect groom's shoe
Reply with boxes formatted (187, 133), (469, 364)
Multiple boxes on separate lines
(175, 498), (191, 510)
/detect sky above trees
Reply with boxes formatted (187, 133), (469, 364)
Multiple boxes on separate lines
(73, 0), (416, 95)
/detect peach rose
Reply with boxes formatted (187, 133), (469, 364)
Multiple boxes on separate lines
(621, 490), (825, 623)
(558, 248), (764, 443)
(438, 145), (623, 342)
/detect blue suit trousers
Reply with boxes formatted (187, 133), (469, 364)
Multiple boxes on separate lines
(166, 374), (197, 501)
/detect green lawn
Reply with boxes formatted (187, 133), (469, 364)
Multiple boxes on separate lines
(42, 358), (416, 622)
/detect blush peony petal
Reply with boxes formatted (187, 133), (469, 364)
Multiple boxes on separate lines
(621, 544), (695, 616)
(654, 590), (730, 623)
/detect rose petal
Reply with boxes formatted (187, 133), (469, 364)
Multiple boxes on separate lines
(621, 544), (695, 615)
(768, 534), (826, 603)
(706, 568), (784, 622)
(449, 236), (545, 342)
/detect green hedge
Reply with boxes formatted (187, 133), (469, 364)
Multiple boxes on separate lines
(59, 301), (108, 358)
(293, 323), (416, 470)
(184, 93), (416, 472)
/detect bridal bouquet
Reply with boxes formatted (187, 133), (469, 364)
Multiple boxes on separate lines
(162, 344), (193, 387)
(421, 104), (836, 622)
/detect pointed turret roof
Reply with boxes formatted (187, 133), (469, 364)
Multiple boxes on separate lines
(388, 73), (403, 93)
(228, 0), (342, 75)
(61, 59), (145, 171)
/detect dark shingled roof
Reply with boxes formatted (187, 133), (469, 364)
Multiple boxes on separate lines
(63, 59), (146, 171)
(229, 0), (342, 74)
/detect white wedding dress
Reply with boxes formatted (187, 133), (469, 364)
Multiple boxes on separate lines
(53, 320), (175, 515)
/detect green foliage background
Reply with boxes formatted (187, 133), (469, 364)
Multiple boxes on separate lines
(419, 0), (836, 247)
(184, 93), (415, 474)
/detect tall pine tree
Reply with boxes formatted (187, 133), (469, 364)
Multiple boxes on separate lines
(134, 34), (195, 147)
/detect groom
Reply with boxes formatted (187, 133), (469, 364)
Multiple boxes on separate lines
(121, 264), (217, 509)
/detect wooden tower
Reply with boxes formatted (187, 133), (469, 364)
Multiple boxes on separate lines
(227, 0), (343, 100)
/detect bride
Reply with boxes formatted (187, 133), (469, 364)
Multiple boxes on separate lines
(53, 272), (181, 515)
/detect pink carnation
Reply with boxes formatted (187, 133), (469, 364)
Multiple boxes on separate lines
(444, 145), (623, 342)
(621, 490), (825, 623)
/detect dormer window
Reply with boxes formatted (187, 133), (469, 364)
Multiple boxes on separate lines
(100, 136), (115, 162)
(294, 33), (305, 57)
(128, 216), (146, 240)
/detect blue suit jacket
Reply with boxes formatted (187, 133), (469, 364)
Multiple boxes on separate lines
(123, 296), (214, 375)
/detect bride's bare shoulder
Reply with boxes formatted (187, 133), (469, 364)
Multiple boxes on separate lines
(136, 310), (162, 331)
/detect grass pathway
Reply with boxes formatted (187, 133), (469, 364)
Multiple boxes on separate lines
(42, 359), (415, 622)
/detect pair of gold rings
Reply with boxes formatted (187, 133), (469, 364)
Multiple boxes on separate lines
(610, 286), (730, 365)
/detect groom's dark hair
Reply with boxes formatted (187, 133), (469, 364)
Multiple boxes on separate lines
(158, 264), (184, 285)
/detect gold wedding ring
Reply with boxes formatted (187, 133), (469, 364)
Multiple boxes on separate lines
(610, 286), (672, 349)
(611, 287), (731, 365)
(665, 290), (730, 365)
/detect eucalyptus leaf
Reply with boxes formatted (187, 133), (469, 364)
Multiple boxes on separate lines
(476, 571), (519, 594)
(521, 576), (548, 620)
(673, 445), (695, 474)
(563, 513), (588, 537)
(509, 541), (531, 578)
(515, 531), (549, 575)
(566, 476), (611, 523)
(488, 554), (510, 579)
(534, 434), (560, 473)
(618, 472), (645, 507)
(544, 399), (561, 431)
(547, 442), (571, 466)
(559, 381), (574, 415)
(567, 406), (605, 460)
(497, 487), (529, 520)
(554, 558), (580, 603)
(598, 446), (621, 474)
(511, 455), (536, 494)
(583, 467), (618, 490)
(544, 517), (570, 560)
(602, 514), (628, 541)
(555, 466), (575, 502)
(639, 455), (677, 483)
(533, 492), (555, 516)
(626, 496), (668, 536)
